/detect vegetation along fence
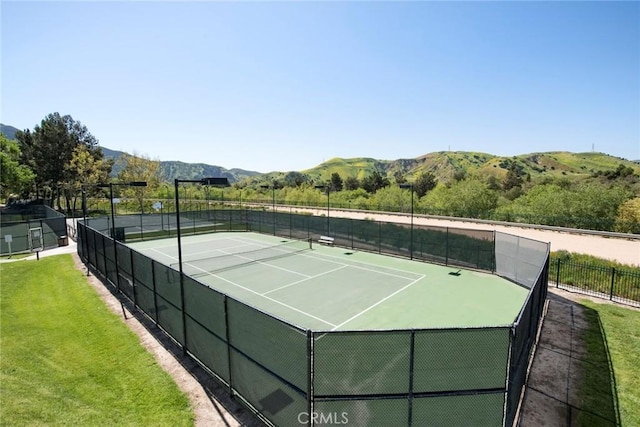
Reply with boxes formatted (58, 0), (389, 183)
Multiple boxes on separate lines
(77, 210), (549, 426)
(550, 259), (640, 307)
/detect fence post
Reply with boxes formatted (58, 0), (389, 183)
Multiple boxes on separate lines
(556, 259), (561, 288)
(151, 259), (159, 324)
(407, 330), (415, 427)
(445, 228), (450, 266)
(130, 248), (137, 309)
(224, 296), (234, 399)
(307, 330), (313, 427)
(609, 268), (616, 301)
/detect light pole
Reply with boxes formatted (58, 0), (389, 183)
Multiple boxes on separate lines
(399, 183), (414, 259)
(175, 177), (229, 354)
(97, 181), (148, 292)
(98, 181), (148, 240)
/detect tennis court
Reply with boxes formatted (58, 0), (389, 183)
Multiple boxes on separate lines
(128, 232), (528, 331)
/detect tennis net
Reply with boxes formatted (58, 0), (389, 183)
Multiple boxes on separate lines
(171, 238), (312, 277)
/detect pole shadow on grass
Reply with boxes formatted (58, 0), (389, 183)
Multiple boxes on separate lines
(519, 291), (620, 426)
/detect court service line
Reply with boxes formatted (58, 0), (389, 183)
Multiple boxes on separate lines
(216, 249), (311, 278)
(199, 267), (337, 328)
(153, 249), (337, 328)
(147, 239), (255, 259)
(262, 264), (349, 296)
(299, 251), (420, 281)
(330, 275), (425, 331)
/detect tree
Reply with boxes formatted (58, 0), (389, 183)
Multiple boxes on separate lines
(64, 144), (112, 214)
(15, 113), (104, 208)
(0, 134), (35, 199)
(393, 171), (407, 185)
(283, 172), (308, 187)
(361, 170), (390, 193)
(344, 176), (360, 191)
(330, 172), (343, 192)
(615, 198), (640, 234)
(503, 162), (523, 191)
(421, 180), (498, 218)
(116, 153), (162, 212)
(413, 171), (437, 198)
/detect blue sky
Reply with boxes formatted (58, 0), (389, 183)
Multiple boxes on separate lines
(2, 1), (639, 172)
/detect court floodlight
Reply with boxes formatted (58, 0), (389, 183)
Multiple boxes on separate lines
(202, 177), (230, 187)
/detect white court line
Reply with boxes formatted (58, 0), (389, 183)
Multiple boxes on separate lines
(151, 248), (336, 328)
(330, 275), (425, 331)
(262, 264), (349, 295)
(150, 247), (179, 262)
(216, 247), (311, 278)
(298, 251), (421, 281)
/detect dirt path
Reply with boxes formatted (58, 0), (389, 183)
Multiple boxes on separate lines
(518, 287), (633, 427)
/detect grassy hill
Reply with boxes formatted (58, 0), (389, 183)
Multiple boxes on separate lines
(293, 151), (640, 186)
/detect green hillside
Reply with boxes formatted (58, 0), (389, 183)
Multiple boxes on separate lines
(290, 151), (640, 187)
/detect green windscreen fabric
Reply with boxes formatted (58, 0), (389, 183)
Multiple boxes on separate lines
(230, 348), (308, 427)
(135, 278), (156, 320)
(185, 316), (230, 383)
(131, 250), (154, 289)
(313, 331), (411, 396)
(153, 262), (182, 307)
(184, 277), (226, 338)
(412, 392), (505, 427)
(413, 327), (510, 392)
(314, 398), (408, 427)
(104, 237), (117, 287)
(152, 262), (184, 345)
(227, 298), (308, 392)
(87, 228), (97, 267)
(95, 234), (107, 279)
(156, 293), (184, 345)
(116, 244), (132, 277)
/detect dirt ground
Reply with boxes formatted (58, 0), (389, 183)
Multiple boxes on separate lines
(72, 251), (634, 427)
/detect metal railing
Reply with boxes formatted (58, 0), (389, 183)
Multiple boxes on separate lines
(550, 259), (640, 307)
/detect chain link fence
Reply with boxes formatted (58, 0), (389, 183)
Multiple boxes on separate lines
(0, 204), (67, 254)
(78, 209), (549, 427)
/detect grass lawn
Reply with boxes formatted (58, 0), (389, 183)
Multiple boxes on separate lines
(579, 300), (640, 427)
(0, 255), (194, 426)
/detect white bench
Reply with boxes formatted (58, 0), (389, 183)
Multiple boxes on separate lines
(318, 236), (334, 245)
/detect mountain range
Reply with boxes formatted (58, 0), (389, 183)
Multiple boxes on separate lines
(67, 146), (640, 187)
(3, 123), (639, 185)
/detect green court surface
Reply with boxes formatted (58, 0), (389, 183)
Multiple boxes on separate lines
(128, 232), (528, 331)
